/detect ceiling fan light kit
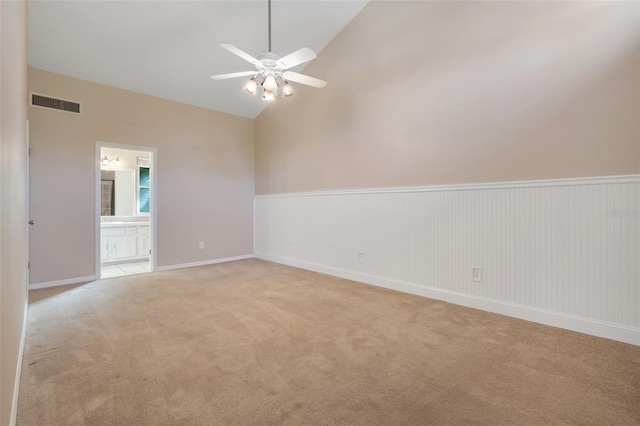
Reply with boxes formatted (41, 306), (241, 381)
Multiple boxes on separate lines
(262, 90), (275, 101)
(262, 74), (278, 92)
(282, 82), (293, 98)
(243, 78), (257, 94)
(210, 0), (326, 102)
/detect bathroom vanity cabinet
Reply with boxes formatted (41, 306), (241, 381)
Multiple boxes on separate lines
(101, 223), (150, 264)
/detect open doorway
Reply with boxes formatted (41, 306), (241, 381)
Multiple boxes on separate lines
(95, 142), (157, 279)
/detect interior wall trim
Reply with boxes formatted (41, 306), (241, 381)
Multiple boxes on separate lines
(156, 254), (255, 272)
(10, 301), (29, 426)
(27, 255), (255, 290)
(254, 174), (640, 346)
(28, 275), (97, 290)
(255, 174), (640, 198)
(256, 252), (640, 346)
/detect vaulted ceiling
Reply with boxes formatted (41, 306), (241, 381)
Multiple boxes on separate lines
(28, 0), (369, 118)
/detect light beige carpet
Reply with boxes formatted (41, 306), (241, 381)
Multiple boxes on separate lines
(18, 259), (640, 425)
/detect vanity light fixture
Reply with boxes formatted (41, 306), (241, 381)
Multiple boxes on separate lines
(101, 155), (120, 167)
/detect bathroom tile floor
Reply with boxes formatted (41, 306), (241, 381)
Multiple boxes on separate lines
(101, 261), (150, 278)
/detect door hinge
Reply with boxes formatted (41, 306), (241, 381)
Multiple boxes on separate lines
(28, 148), (33, 156)
(28, 261), (30, 270)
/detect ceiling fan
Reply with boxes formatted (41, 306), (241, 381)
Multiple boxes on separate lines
(210, 0), (327, 101)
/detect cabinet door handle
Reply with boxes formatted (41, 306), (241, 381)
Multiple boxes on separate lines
(105, 243), (108, 250)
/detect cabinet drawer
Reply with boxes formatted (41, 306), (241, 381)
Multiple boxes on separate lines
(101, 226), (126, 237)
(126, 226), (137, 235)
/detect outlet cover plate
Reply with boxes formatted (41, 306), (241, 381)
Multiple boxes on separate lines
(472, 267), (482, 282)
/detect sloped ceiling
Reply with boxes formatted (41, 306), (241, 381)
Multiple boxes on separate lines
(28, 0), (369, 118)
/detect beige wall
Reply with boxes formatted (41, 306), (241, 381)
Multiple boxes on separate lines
(1, 0), (29, 424)
(255, 1), (640, 194)
(28, 68), (255, 284)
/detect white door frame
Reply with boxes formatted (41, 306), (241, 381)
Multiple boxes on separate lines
(95, 141), (158, 277)
(26, 120), (30, 297)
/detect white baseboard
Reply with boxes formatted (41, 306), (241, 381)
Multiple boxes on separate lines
(255, 252), (640, 346)
(156, 254), (255, 272)
(10, 301), (28, 426)
(28, 254), (256, 289)
(29, 275), (96, 290)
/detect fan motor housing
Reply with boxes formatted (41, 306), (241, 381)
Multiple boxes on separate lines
(256, 52), (280, 69)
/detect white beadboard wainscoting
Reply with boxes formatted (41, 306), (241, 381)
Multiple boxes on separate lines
(255, 175), (640, 345)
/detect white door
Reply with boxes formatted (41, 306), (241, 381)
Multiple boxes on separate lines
(138, 227), (150, 259)
(100, 238), (110, 262)
(112, 235), (137, 260)
(26, 120), (31, 290)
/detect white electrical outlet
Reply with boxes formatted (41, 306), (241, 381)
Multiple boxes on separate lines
(358, 252), (364, 263)
(199, 242), (205, 249)
(472, 267), (482, 282)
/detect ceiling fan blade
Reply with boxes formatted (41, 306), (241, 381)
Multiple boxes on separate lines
(219, 42), (259, 65)
(210, 71), (256, 80)
(283, 71), (327, 89)
(276, 47), (317, 70)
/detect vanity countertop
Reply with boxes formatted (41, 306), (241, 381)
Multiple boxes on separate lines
(100, 222), (149, 228)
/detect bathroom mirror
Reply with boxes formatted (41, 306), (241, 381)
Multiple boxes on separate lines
(101, 169), (135, 216)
